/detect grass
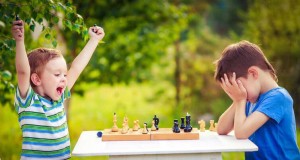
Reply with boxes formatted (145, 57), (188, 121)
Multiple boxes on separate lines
(0, 83), (299, 159)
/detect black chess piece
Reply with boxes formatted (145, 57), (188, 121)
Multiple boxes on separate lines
(15, 15), (22, 26)
(153, 115), (159, 130)
(92, 24), (97, 33)
(172, 119), (180, 133)
(180, 117), (185, 129)
(184, 114), (192, 132)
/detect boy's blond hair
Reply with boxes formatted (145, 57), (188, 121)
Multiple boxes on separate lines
(27, 48), (63, 86)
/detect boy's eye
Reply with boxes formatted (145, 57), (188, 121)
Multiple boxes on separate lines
(55, 74), (60, 77)
(64, 74), (67, 77)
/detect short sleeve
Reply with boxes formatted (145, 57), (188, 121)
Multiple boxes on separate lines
(256, 92), (289, 123)
(15, 86), (34, 110)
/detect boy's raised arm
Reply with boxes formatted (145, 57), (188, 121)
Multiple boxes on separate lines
(12, 20), (30, 98)
(67, 26), (105, 90)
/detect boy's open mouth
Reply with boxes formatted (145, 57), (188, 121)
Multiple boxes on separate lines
(57, 87), (63, 95)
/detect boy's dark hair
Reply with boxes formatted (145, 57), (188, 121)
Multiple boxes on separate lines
(27, 48), (63, 86)
(214, 40), (277, 82)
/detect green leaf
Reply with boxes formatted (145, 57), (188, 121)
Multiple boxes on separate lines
(25, 18), (31, 25)
(45, 33), (51, 39)
(32, 11), (37, 19)
(29, 24), (35, 32)
(65, 20), (72, 29)
(73, 23), (80, 33)
(52, 40), (57, 48)
(38, 18), (43, 24)
(53, 17), (59, 23)
(1, 70), (12, 80)
(66, 2), (72, 7)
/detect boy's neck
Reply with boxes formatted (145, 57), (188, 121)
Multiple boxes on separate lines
(32, 86), (52, 100)
(260, 73), (279, 94)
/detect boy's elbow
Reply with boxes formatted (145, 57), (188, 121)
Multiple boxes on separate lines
(234, 130), (249, 139)
(217, 127), (230, 135)
(17, 70), (30, 76)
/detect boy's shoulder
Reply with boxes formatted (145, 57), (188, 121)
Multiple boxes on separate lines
(258, 87), (293, 106)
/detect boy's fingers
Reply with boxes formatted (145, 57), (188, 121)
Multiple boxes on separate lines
(237, 80), (246, 92)
(223, 74), (231, 87)
(13, 20), (23, 26)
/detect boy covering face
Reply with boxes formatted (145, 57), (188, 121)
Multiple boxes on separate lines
(214, 40), (300, 159)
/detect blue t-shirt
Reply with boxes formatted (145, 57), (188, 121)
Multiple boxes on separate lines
(245, 87), (300, 160)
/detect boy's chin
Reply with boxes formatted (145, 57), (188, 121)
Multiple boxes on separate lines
(51, 96), (60, 101)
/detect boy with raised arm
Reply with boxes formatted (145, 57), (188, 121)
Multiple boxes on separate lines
(12, 18), (105, 159)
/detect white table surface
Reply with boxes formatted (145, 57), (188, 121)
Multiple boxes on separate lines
(72, 130), (258, 159)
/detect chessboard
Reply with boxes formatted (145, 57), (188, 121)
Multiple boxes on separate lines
(102, 128), (199, 141)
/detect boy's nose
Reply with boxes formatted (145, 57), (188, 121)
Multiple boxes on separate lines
(61, 76), (67, 82)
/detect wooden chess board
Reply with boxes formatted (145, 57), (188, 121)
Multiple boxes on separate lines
(102, 128), (199, 141)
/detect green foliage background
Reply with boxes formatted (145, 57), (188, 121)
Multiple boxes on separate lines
(0, 0), (299, 159)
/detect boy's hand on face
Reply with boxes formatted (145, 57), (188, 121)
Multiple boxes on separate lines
(89, 25), (105, 41)
(220, 72), (247, 103)
(12, 20), (24, 41)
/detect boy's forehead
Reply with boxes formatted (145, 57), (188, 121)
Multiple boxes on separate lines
(45, 57), (67, 70)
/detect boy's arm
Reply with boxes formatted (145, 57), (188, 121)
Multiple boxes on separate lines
(234, 103), (269, 139)
(217, 103), (235, 135)
(221, 73), (269, 139)
(67, 26), (105, 90)
(12, 20), (30, 98)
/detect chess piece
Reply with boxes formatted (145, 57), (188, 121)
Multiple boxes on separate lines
(172, 119), (180, 133)
(133, 120), (139, 131)
(151, 120), (156, 131)
(153, 115), (159, 130)
(209, 120), (215, 131)
(123, 116), (129, 131)
(142, 123), (148, 134)
(214, 123), (218, 132)
(121, 122), (128, 134)
(136, 120), (141, 129)
(15, 15), (22, 27)
(111, 113), (119, 132)
(184, 113), (192, 132)
(180, 117), (185, 129)
(198, 120), (206, 132)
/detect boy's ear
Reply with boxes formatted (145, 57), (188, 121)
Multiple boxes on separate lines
(248, 66), (259, 79)
(31, 73), (42, 86)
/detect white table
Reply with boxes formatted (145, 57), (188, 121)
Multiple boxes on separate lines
(72, 130), (258, 160)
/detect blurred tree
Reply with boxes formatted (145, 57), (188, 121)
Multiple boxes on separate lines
(69, 0), (187, 83)
(242, 0), (300, 124)
(67, 0), (193, 109)
(206, 0), (248, 35)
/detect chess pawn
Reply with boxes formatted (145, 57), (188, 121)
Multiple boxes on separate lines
(184, 114), (192, 132)
(151, 120), (156, 131)
(214, 123), (218, 132)
(133, 120), (139, 131)
(121, 123), (128, 134)
(142, 123), (148, 134)
(111, 113), (118, 132)
(209, 120), (215, 131)
(173, 119), (180, 133)
(180, 117), (185, 129)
